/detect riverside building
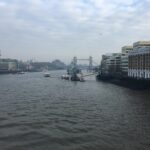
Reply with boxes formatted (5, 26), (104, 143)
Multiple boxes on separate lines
(101, 54), (112, 75)
(0, 59), (18, 72)
(101, 53), (122, 78)
(121, 46), (133, 77)
(128, 41), (150, 79)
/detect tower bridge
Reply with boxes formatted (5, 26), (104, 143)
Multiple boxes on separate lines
(63, 56), (99, 81)
(72, 56), (93, 71)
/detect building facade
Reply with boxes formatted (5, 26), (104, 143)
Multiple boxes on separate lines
(128, 41), (150, 79)
(0, 59), (18, 72)
(101, 53), (122, 77)
(121, 46), (133, 77)
(101, 54), (112, 75)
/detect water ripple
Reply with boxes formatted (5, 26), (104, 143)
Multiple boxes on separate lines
(0, 71), (150, 150)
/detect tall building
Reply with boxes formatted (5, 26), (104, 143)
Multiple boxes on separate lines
(121, 46), (133, 77)
(128, 41), (150, 79)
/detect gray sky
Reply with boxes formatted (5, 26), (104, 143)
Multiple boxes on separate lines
(0, 0), (150, 64)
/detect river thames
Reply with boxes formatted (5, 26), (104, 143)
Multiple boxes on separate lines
(0, 70), (150, 150)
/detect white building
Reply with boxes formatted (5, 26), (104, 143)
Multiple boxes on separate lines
(121, 46), (133, 77)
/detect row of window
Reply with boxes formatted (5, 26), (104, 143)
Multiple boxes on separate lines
(128, 69), (150, 79)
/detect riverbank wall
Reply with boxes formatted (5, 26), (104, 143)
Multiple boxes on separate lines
(0, 70), (21, 74)
(96, 74), (150, 90)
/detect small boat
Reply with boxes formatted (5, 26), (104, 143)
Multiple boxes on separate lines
(18, 71), (25, 74)
(61, 74), (70, 80)
(71, 76), (80, 81)
(44, 72), (50, 77)
(80, 76), (85, 82)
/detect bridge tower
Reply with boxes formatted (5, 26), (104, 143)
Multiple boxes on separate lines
(89, 56), (93, 71)
(73, 56), (77, 67)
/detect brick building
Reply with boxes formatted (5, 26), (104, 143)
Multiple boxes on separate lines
(128, 41), (150, 79)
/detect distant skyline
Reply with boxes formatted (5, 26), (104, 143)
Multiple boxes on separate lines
(0, 0), (150, 64)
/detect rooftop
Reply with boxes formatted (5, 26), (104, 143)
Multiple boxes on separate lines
(122, 46), (133, 50)
(133, 41), (150, 47)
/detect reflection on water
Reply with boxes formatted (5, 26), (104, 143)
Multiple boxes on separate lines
(0, 71), (150, 150)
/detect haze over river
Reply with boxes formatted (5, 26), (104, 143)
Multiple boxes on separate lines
(0, 70), (150, 150)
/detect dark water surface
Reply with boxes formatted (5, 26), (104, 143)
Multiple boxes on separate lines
(0, 71), (150, 150)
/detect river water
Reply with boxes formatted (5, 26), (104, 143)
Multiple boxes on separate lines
(0, 70), (150, 150)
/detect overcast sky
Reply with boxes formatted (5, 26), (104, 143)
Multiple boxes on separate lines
(0, 0), (150, 63)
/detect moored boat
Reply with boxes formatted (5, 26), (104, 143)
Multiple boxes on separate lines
(61, 74), (70, 80)
(18, 71), (25, 74)
(80, 76), (85, 82)
(44, 72), (50, 77)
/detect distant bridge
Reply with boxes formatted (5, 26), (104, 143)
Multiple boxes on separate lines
(72, 56), (93, 71)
